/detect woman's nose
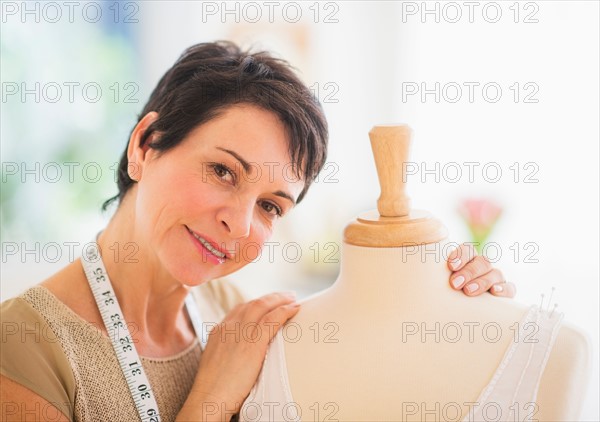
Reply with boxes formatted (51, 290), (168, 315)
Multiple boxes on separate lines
(218, 198), (253, 239)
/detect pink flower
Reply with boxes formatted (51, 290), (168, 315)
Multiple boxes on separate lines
(458, 199), (503, 253)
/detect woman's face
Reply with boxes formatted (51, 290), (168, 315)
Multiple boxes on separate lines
(130, 104), (305, 285)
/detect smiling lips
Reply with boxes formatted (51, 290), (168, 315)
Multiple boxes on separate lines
(185, 226), (230, 260)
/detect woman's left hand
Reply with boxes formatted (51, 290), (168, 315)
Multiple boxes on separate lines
(448, 243), (516, 298)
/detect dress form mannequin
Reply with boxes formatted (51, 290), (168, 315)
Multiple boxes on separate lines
(275, 126), (591, 421)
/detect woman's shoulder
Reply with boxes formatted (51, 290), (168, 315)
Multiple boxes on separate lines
(0, 283), (80, 353)
(1, 284), (65, 327)
(1, 286), (77, 420)
(37, 259), (104, 328)
(1, 289), (37, 317)
(1, 258), (101, 382)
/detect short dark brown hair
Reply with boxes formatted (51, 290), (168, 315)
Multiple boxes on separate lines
(103, 40), (328, 210)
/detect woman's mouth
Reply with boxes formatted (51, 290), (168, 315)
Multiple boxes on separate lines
(185, 226), (228, 264)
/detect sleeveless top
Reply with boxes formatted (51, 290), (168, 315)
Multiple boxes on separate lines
(239, 305), (564, 422)
(1, 279), (245, 421)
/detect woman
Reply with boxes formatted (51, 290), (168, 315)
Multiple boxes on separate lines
(0, 41), (514, 421)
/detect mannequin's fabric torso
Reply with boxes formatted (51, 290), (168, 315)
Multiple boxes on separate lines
(240, 304), (562, 421)
(238, 242), (588, 421)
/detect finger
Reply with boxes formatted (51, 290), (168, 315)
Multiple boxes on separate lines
(206, 300), (301, 353)
(461, 268), (504, 296)
(457, 255), (493, 284)
(257, 303), (301, 345)
(450, 254), (493, 290)
(490, 282), (517, 298)
(238, 291), (297, 322)
(447, 243), (477, 271)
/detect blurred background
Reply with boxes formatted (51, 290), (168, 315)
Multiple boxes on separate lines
(1, 1), (598, 419)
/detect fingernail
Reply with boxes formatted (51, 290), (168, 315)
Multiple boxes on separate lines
(450, 258), (462, 270)
(466, 283), (479, 293)
(493, 285), (503, 293)
(451, 275), (465, 288)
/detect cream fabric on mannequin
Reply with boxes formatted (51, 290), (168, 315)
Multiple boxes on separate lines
(239, 125), (591, 421)
(240, 241), (591, 421)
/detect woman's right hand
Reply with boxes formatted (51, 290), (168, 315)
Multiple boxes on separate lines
(177, 291), (300, 421)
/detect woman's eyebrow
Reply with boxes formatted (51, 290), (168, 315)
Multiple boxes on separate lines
(215, 147), (297, 206)
(273, 190), (296, 206)
(216, 147), (251, 174)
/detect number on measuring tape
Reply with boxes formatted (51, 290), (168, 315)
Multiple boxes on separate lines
(102, 290), (115, 305)
(92, 268), (105, 283)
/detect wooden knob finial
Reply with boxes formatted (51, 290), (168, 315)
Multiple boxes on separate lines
(369, 125), (412, 217)
(343, 124), (448, 247)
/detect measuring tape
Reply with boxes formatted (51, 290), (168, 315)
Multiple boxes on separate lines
(82, 241), (206, 422)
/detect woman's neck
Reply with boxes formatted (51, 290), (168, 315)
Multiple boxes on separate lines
(95, 193), (194, 353)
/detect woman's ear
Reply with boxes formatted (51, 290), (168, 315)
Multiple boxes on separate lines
(127, 111), (159, 182)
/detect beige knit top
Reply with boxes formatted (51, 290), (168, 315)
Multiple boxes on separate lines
(1, 279), (246, 421)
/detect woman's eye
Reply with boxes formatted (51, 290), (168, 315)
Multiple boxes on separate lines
(210, 163), (235, 183)
(261, 201), (283, 217)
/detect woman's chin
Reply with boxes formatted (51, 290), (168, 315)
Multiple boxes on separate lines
(171, 253), (233, 286)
